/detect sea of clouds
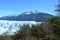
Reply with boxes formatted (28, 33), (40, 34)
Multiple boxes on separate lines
(0, 20), (38, 35)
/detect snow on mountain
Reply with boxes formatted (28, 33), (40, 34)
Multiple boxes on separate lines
(21, 10), (40, 15)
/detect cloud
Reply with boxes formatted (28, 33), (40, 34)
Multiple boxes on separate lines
(0, 20), (37, 35)
(0, 20), (21, 35)
(0, 27), (8, 34)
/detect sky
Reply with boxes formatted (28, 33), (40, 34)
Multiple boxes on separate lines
(0, 0), (57, 16)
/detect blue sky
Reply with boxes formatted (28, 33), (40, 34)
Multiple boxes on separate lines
(0, 0), (57, 16)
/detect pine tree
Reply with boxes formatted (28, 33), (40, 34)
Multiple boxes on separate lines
(55, 0), (60, 15)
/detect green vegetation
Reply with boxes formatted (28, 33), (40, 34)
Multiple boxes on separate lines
(43, 16), (60, 40)
(0, 16), (60, 40)
(55, 0), (60, 15)
(13, 24), (43, 40)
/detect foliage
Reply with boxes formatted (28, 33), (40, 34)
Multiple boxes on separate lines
(1, 35), (13, 40)
(55, 0), (60, 15)
(31, 24), (42, 38)
(44, 16), (60, 40)
(13, 24), (42, 40)
(13, 24), (31, 40)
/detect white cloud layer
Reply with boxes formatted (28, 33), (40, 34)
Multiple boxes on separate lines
(0, 20), (38, 35)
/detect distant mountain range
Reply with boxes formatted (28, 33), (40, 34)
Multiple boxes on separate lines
(0, 11), (54, 22)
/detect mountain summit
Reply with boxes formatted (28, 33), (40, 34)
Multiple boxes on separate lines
(0, 11), (53, 22)
(22, 10), (40, 15)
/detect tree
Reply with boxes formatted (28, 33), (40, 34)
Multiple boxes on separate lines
(43, 16), (60, 40)
(2, 35), (13, 40)
(31, 24), (42, 40)
(55, 0), (60, 15)
(14, 24), (43, 40)
(42, 22), (52, 40)
(14, 24), (31, 40)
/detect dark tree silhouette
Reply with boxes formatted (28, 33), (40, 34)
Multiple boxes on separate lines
(55, 0), (60, 15)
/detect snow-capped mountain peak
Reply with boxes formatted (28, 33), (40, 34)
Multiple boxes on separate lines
(22, 11), (33, 15)
(22, 10), (40, 15)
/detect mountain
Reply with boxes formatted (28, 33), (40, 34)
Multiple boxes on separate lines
(0, 16), (16, 20)
(0, 11), (54, 22)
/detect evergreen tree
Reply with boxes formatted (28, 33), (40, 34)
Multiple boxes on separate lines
(55, 0), (60, 15)
(43, 17), (60, 40)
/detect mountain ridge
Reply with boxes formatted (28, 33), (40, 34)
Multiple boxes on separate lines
(0, 11), (54, 22)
